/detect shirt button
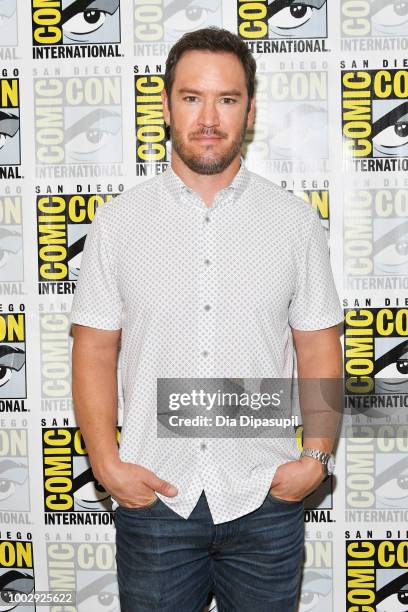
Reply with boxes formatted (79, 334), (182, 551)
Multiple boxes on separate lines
(205, 215), (210, 223)
(201, 350), (209, 357)
(200, 442), (207, 451)
(204, 304), (211, 311)
(204, 259), (211, 265)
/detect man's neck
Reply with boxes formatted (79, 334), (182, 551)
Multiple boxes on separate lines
(171, 153), (242, 208)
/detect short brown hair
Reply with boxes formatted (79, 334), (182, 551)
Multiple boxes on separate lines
(164, 27), (256, 111)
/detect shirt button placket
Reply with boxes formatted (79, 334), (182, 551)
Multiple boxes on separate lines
(199, 207), (216, 454)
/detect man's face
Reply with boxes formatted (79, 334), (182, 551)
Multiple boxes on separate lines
(163, 50), (255, 175)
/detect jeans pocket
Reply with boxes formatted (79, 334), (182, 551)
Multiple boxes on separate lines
(117, 496), (160, 511)
(267, 492), (303, 505)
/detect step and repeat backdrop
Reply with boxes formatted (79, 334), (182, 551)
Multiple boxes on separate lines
(1, 1), (408, 611)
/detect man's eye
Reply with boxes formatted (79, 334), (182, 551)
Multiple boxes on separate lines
(221, 98), (236, 104)
(63, 9), (107, 35)
(184, 96), (198, 102)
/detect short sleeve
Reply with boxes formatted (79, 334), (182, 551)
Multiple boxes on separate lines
(288, 210), (343, 331)
(70, 207), (122, 330)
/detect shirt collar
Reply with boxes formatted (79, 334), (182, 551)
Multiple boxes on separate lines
(162, 156), (250, 211)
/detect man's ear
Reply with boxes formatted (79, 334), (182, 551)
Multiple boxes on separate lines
(162, 89), (170, 126)
(247, 95), (256, 130)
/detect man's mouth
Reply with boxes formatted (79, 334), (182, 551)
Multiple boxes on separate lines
(193, 135), (223, 140)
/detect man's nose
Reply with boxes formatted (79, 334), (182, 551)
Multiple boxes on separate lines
(198, 100), (220, 128)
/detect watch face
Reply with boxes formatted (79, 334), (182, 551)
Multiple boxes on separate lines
(327, 456), (335, 474)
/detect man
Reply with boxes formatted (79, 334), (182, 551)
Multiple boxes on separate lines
(71, 27), (343, 612)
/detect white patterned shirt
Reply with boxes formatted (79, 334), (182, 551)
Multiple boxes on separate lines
(70, 159), (343, 524)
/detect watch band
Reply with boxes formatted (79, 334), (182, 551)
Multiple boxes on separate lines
(300, 447), (335, 476)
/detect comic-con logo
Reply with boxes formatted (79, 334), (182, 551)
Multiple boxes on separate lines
(0, 310), (26, 400)
(0, 75), (21, 179)
(237, 0), (327, 53)
(346, 424), (408, 513)
(0, 0), (18, 49)
(0, 428), (30, 512)
(246, 69), (328, 171)
(341, 0), (408, 47)
(134, 71), (169, 176)
(0, 192), (23, 283)
(32, 0), (121, 59)
(346, 539), (408, 611)
(34, 75), (122, 178)
(42, 426), (120, 523)
(36, 192), (115, 293)
(47, 541), (119, 611)
(344, 307), (408, 397)
(0, 538), (34, 609)
(341, 68), (408, 171)
(134, 0), (222, 48)
(344, 187), (408, 289)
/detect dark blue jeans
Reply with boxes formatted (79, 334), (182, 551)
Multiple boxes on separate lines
(114, 490), (305, 611)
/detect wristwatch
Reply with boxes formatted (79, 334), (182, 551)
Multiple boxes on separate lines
(300, 447), (335, 477)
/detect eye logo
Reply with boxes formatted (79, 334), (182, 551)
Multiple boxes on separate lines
(376, 570), (408, 612)
(375, 455), (408, 510)
(32, 0), (121, 46)
(299, 572), (332, 612)
(238, 0), (327, 41)
(373, 218), (408, 277)
(65, 108), (122, 164)
(0, 429), (29, 512)
(0, 564), (35, 606)
(0, 314), (26, 400)
(0, 459), (27, 503)
(0, 0), (18, 48)
(0, 79), (20, 168)
(0, 194), (23, 282)
(72, 461), (111, 511)
(372, 101), (408, 158)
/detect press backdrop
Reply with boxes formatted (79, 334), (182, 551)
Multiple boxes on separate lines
(0, 1), (408, 611)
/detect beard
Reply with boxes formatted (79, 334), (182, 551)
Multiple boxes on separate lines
(169, 114), (248, 175)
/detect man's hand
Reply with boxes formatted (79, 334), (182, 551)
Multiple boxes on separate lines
(95, 460), (178, 509)
(269, 456), (326, 502)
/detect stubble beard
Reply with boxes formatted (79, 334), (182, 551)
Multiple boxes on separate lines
(169, 114), (248, 175)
